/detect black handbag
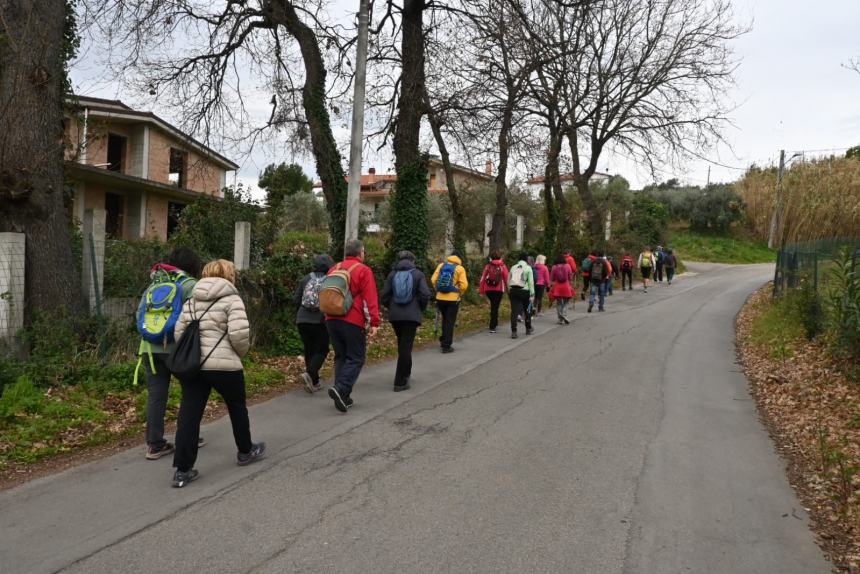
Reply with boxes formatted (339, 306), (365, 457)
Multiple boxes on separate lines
(166, 299), (226, 381)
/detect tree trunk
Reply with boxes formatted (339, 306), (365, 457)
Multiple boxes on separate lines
(273, 2), (347, 254)
(0, 0), (82, 320)
(566, 128), (602, 241)
(425, 99), (466, 257)
(490, 102), (514, 253)
(390, 0), (429, 264)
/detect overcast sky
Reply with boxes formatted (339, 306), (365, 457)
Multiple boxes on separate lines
(70, 0), (860, 199)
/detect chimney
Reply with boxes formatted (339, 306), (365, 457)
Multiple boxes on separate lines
(368, 167), (376, 175)
(485, 159), (493, 175)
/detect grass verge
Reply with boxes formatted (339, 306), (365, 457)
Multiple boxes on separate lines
(668, 226), (775, 264)
(737, 285), (860, 571)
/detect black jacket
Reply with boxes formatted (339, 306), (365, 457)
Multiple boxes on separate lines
(380, 260), (431, 324)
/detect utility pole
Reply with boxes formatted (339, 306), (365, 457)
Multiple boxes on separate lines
(767, 149), (786, 249)
(344, 0), (370, 250)
(706, 165), (710, 189)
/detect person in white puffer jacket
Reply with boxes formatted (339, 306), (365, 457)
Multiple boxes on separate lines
(171, 259), (265, 488)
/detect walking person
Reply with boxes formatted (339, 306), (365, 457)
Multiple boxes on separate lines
(620, 252), (635, 291)
(664, 248), (677, 285)
(293, 254), (334, 393)
(479, 250), (509, 333)
(507, 253), (535, 339)
(135, 246), (206, 460)
(639, 247), (656, 292)
(323, 239), (380, 413)
(654, 246), (665, 283)
(380, 250), (431, 392)
(605, 255), (617, 296)
(533, 254), (551, 315)
(431, 250), (468, 353)
(171, 259), (265, 488)
(549, 254), (574, 325)
(580, 251), (595, 300)
(588, 253), (610, 313)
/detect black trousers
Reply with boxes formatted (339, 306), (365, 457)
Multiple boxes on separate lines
(297, 322), (329, 385)
(581, 275), (590, 299)
(436, 300), (460, 349)
(173, 370), (252, 472)
(534, 285), (546, 313)
(391, 321), (418, 386)
(655, 264), (664, 282)
(326, 320), (367, 395)
(486, 291), (503, 330)
(621, 268), (633, 289)
(509, 287), (532, 333)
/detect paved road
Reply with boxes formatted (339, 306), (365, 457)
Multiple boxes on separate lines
(0, 263), (830, 573)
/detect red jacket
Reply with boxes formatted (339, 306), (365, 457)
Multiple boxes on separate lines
(534, 263), (551, 287)
(325, 256), (380, 329)
(479, 259), (509, 294)
(564, 255), (578, 276)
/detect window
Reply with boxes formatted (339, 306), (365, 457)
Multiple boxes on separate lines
(167, 202), (186, 238)
(107, 133), (126, 172)
(169, 148), (187, 187)
(105, 192), (124, 239)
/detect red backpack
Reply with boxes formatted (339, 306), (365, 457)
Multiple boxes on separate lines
(485, 263), (503, 287)
(622, 256), (634, 270)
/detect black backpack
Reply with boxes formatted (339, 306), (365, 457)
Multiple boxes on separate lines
(591, 258), (605, 282)
(166, 299), (226, 381)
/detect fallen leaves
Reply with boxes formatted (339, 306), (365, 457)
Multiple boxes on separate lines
(737, 286), (860, 572)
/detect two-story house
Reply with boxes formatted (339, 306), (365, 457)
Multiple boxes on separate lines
(64, 96), (238, 241)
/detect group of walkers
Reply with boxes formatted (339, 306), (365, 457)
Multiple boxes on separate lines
(136, 240), (676, 488)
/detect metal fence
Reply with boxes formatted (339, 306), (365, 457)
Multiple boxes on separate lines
(773, 237), (860, 297)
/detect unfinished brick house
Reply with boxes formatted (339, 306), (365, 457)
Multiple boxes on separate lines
(64, 96), (239, 241)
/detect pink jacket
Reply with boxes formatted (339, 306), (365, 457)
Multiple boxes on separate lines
(534, 263), (551, 286)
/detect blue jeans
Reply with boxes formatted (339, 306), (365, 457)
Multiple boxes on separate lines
(589, 281), (606, 310)
(606, 278), (614, 295)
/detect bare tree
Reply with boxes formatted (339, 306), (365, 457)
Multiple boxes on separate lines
(80, 0), (351, 252)
(0, 0), (83, 318)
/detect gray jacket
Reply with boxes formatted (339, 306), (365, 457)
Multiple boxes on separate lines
(293, 272), (327, 324)
(380, 260), (431, 324)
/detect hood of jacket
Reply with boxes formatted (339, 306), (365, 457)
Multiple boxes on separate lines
(446, 255), (463, 266)
(395, 259), (417, 272)
(192, 277), (240, 302)
(489, 258), (504, 266)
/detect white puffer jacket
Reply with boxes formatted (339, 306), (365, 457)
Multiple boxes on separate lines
(174, 277), (250, 371)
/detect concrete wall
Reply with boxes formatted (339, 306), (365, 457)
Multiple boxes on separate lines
(148, 128), (224, 195)
(145, 194), (169, 241)
(0, 233), (25, 350)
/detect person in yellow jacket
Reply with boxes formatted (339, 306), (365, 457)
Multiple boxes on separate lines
(430, 250), (469, 353)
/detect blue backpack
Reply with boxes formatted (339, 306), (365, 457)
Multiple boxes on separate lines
(435, 262), (459, 293)
(393, 270), (415, 304)
(136, 270), (191, 345)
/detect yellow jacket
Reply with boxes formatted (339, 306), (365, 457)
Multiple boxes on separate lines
(431, 255), (469, 301)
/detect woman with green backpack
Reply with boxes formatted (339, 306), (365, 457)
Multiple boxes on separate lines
(293, 254), (334, 393)
(380, 251), (431, 391)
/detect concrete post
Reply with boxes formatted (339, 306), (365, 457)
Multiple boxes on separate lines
(82, 208), (106, 312)
(234, 221), (252, 270)
(445, 219), (455, 254)
(605, 210), (612, 242)
(516, 215), (525, 249)
(0, 233), (25, 350)
(483, 214), (492, 257)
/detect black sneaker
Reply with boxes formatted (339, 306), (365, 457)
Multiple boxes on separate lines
(441, 347), (454, 354)
(172, 468), (199, 488)
(393, 382), (410, 392)
(511, 332), (518, 339)
(328, 387), (348, 413)
(344, 396), (354, 409)
(526, 328), (534, 335)
(237, 442), (266, 466)
(587, 305), (593, 313)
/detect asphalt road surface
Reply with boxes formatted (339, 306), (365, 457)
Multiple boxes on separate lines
(0, 263), (831, 573)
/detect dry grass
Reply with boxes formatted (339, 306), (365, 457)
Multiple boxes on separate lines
(738, 157), (860, 243)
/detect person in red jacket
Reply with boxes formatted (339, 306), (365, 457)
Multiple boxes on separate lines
(325, 239), (380, 413)
(533, 254), (551, 315)
(549, 253), (574, 324)
(479, 251), (509, 333)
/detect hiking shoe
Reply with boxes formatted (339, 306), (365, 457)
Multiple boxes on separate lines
(146, 442), (174, 460)
(393, 382), (411, 392)
(489, 329), (496, 334)
(441, 347), (454, 354)
(328, 387), (348, 412)
(598, 308), (605, 312)
(511, 332), (518, 339)
(344, 396), (354, 409)
(587, 305), (593, 313)
(198, 437), (206, 448)
(237, 442), (266, 466)
(313, 383), (324, 392)
(562, 317), (570, 325)
(172, 468), (199, 488)
(301, 372), (315, 394)
(526, 328), (533, 335)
